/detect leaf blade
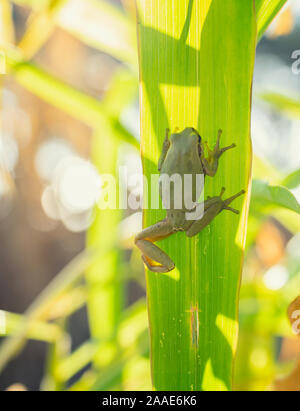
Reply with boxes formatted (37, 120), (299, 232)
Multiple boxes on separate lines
(136, 0), (257, 391)
(256, 0), (288, 40)
(251, 179), (300, 214)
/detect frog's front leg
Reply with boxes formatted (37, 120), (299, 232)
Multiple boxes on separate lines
(201, 129), (236, 177)
(135, 219), (176, 273)
(186, 188), (245, 237)
(158, 128), (171, 172)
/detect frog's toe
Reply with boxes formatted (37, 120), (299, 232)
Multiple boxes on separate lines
(142, 256), (175, 273)
(218, 143), (236, 155)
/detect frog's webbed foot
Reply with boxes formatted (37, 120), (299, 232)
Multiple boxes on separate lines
(222, 189), (245, 214)
(135, 219), (176, 273)
(201, 129), (236, 177)
(216, 187), (245, 214)
(186, 187), (245, 237)
(214, 129), (236, 156)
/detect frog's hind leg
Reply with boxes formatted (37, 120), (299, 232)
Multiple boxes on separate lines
(186, 188), (245, 238)
(223, 189), (245, 214)
(135, 219), (176, 273)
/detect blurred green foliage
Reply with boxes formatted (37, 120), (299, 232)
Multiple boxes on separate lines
(0, 0), (299, 391)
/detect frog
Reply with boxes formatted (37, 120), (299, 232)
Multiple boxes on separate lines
(135, 127), (245, 273)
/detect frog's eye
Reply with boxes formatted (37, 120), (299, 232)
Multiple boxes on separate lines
(191, 128), (201, 140)
(194, 133), (201, 144)
(198, 142), (202, 158)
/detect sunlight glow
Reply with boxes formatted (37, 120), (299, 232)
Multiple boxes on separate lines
(0, 134), (19, 172)
(202, 359), (228, 391)
(287, 233), (300, 258)
(54, 156), (101, 214)
(216, 314), (238, 355)
(263, 265), (289, 290)
(35, 138), (74, 181)
(38, 138), (101, 232)
(0, 310), (6, 335)
(250, 348), (268, 370)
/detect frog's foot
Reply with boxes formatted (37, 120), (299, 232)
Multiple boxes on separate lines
(135, 219), (176, 273)
(142, 253), (175, 273)
(204, 129), (236, 159)
(214, 129), (236, 157)
(186, 188), (245, 237)
(201, 130), (236, 177)
(222, 189), (245, 214)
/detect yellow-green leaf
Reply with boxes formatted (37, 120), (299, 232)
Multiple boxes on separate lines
(136, 0), (256, 391)
(251, 179), (300, 214)
(256, 0), (288, 41)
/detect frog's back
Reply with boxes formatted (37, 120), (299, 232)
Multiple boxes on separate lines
(159, 130), (204, 214)
(160, 132), (202, 177)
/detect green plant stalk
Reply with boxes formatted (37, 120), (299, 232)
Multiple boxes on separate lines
(86, 127), (124, 349)
(6, 54), (138, 147)
(62, 299), (148, 388)
(136, 0), (256, 391)
(256, 0), (288, 41)
(56, 0), (137, 66)
(11, 0), (51, 9)
(12, 0), (137, 66)
(18, 0), (67, 59)
(0, 311), (62, 342)
(260, 92), (300, 118)
(0, 249), (100, 373)
(0, 0), (15, 45)
(42, 318), (70, 391)
(85, 69), (137, 373)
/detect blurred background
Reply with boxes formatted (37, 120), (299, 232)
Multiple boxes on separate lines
(0, 0), (299, 391)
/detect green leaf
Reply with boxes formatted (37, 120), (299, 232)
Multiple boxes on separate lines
(0, 310), (62, 342)
(282, 169), (300, 189)
(0, 248), (103, 374)
(13, 0), (137, 65)
(0, 0), (15, 45)
(85, 70), (138, 371)
(18, 0), (67, 59)
(251, 179), (300, 214)
(253, 154), (283, 185)
(11, 0), (51, 9)
(260, 92), (300, 118)
(256, 0), (288, 41)
(272, 208), (300, 234)
(136, 0), (256, 391)
(85, 126), (124, 352)
(56, 0), (137, 66)
(6, 55), (138, 147)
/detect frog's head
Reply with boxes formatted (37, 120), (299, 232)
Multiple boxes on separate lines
(190, 128), (202, 159)
(170, 127), (202, 154)
(174, 127), (200, 139)
(180, 127), (201, 142)
(180, 127), (202, 156)
(191, 127), (201, 142)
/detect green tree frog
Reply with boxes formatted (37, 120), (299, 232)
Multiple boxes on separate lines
(135, 127), (245, 273)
